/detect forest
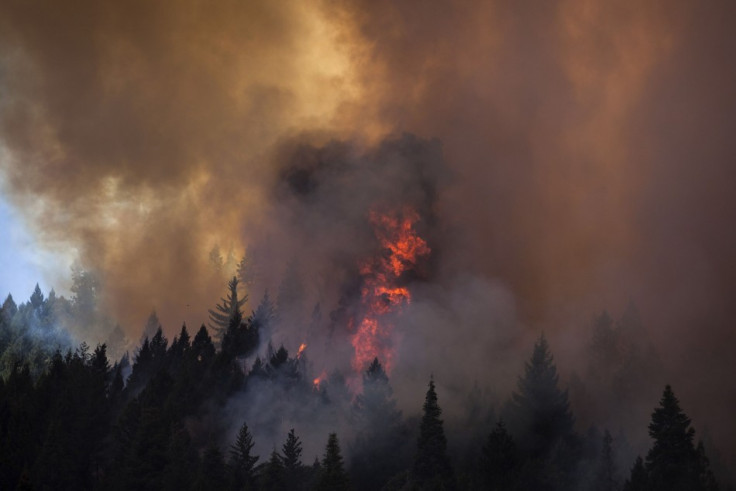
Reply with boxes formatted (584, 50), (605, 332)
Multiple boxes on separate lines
(0, 275), (727, 491)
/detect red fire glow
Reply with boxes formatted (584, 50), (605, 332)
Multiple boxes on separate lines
(313, 370), (327, 390)
(350, 207), (430, 373)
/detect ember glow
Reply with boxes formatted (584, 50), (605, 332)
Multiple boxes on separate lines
(350, 208), (431, 373)
(312, 370), (327, 390)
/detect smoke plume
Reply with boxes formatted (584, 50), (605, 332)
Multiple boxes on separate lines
(1, 0), (736, 470)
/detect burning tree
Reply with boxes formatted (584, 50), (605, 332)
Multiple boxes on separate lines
(350, 207), (430, 376)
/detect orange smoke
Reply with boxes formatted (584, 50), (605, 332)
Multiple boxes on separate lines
(351, 207), (430, 373)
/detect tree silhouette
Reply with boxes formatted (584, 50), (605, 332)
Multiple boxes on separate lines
(350, 358), (407, 490)
(624, 456), (648, 491)
(509, 334), (575, 459)
(592, 430), (619, 491)
(260, 449), (287, 491)
(208, 276), (247, 343)
(412, 377), (454, 489)
(281, 428), (303, 489)
(482, 420), (519, 490)
(229, 421), (259, 490)
(316, 433), (350, 491)
(644, 385), (717, 490)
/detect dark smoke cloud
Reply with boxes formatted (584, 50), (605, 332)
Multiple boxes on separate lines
(2, 0), (736, 471)
(332, 0), (736, 465)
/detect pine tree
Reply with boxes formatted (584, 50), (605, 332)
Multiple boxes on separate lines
(237, 245), (260, 289)
(592, 430), (619, 491)
(281, 428), (303, 489)
(482, 420), (519, 490)
(624, 456), (648, 491)
(316, 433), (350, 491)
(190, 324), (216, 366)
(29, 284), (44, 310)
(1, 293), (17, 322)
(229, 422), (259, 490)
(168, 324), (190, 368)
(140, 310), (161, 345)
(694, 441), (719, 491)
(251, 290), (276, 341)
(350, 358), (406, 491)
(412, 377), (454, 489)
(208, 276), (248, 343)
(260, 450), (287, 491)
(645, 385), (717, 490)
(508, 334), (575, 459)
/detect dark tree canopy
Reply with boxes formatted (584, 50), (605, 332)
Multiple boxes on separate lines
(317, 433), (350, 491)
(593, 430), (619, 491)
(350, 358), (407, 491)
(509, 334), (575, 458)
(482, 420), (519, 490)
(624, 456), (648, 491)
(0, 289), (728, 491)
(281, 428), (303, 472)
(644, 385), (717, 491)
(412, 377), (454, 489)
(229, 421), (259, 490)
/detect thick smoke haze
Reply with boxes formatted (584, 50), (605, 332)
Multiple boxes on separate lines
(1, 0), (736, 471)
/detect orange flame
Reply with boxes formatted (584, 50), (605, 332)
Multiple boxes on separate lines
(297, 342), (307, 358)
(313, 370), (327, 390)
(351, 207), (430, 374)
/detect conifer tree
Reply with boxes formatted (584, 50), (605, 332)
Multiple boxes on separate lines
(695, 441), (719, 491)
(645, 385), (717, 490)
(190, 324), (216, 365)
(149, 327), (168, 363)
(593, 430), (619, 491)
(317, 433), (350, 491)
(168, 324), (190, 370)
(412, 377), (454, 489)
(624, 456), (648, 491)
(281, 428), (303, 488)
(229, 422), (259, 490)
(350, 358), (406, 490)
(140, 310), (161, 345)
(251, 290), (276, 341)
(237, 245), (260, 289)
(261, 450), (287, 491)
(208, 276), (247, 342)
(29, 284), (44, 310)
(482, 420), (519, 490)
(508, 334), (575, 459)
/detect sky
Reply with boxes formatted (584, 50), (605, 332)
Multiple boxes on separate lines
(0, 187), (49, 301)
(1, 0), (736, 469)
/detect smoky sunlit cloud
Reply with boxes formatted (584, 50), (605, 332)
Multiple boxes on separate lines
(1, 0), (735, 470)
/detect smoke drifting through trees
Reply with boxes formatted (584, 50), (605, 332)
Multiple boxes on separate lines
(1, 0), (736, 477)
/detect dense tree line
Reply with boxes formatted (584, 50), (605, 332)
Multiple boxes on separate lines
(0, 281), (726, 490)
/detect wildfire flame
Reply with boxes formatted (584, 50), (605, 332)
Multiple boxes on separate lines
(351, 207), (430, 374)
(297, 342), (307, 358)
(313, 370), (327, 390)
